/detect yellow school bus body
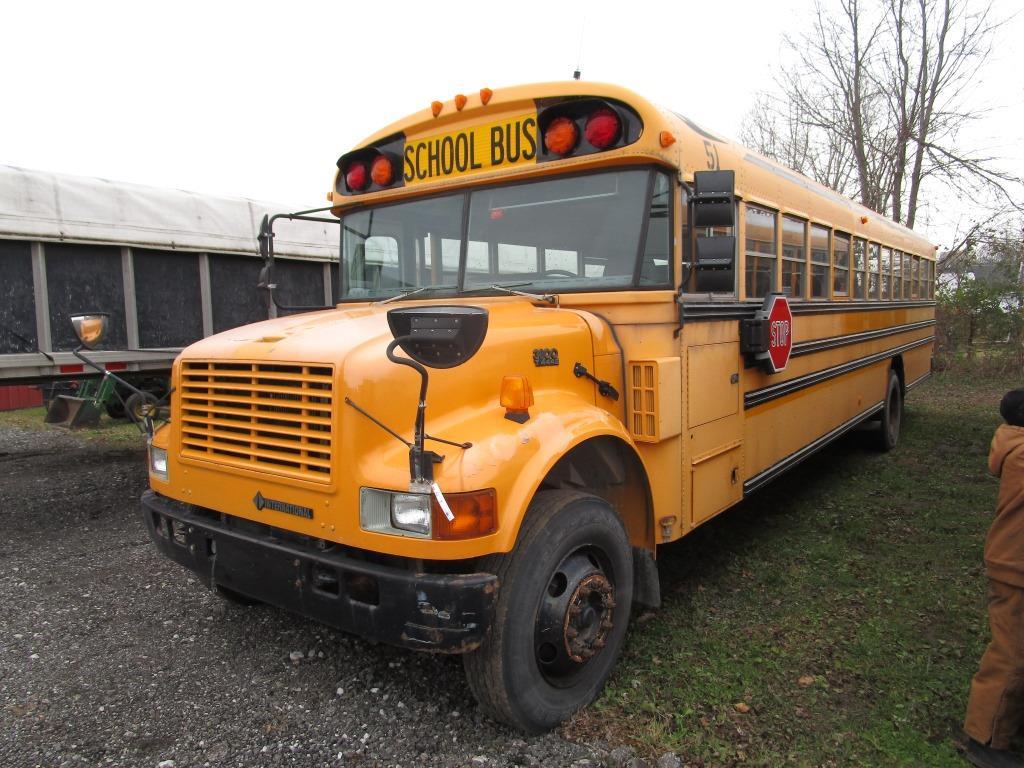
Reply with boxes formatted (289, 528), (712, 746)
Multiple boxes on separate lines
(152, 80), (933, 554)
(144, 80), (934, 731)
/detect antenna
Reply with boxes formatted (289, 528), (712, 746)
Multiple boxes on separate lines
(573, 17), (586, 80)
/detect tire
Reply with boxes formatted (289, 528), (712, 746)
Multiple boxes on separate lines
(215, 585), (261, 606)
(104, 399), (127, 419)
(125, 391), (160, 424)
(876, 368), (903, 452)
(463, 490), (633, 733)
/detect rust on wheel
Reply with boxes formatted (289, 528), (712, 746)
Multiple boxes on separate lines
(534, 549), (617, 685)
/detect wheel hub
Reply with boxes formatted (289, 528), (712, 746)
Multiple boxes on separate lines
(564, 573), (615, 662)
(535, 550), (616, 683)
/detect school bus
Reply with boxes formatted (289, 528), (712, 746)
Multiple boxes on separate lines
(136, 81), (935, 732)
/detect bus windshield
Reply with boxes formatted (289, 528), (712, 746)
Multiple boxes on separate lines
(339, 168), (670, 300)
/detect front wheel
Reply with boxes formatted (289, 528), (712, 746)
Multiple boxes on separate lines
(463, 490), (633, 733)
(876, 368), (903, 452)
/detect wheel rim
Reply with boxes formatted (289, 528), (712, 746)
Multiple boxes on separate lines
(534, 548), (616, 687)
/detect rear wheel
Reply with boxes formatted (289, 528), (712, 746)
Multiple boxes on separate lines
(877, 368), (903, 452)
(463, 490), (633, 733)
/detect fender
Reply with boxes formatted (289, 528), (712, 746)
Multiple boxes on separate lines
(485, 391), (652, 554)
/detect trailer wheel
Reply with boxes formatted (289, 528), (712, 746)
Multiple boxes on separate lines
(125, 391), (160, 424)
(876, 368), (903, 452)
(105, 399), (127, 419)
(463, 490), (633, 733)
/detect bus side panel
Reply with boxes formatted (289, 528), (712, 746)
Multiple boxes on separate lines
(903, 342), (933, 388)
(743, 361), (887, 481)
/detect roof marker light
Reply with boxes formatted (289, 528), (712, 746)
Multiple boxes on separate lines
(544, 117), (578, 156)
(455, 94), (467, 111)
(479, 87), (493, 105)
(431, 101), (443, 117)
(659, 131), (677, 148)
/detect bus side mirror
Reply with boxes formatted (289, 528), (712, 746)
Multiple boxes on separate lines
(70, 313), (109, 349)
(258, 214), (273, 261)
(695, 236), (736, 269)
(693, 170), (735, 228)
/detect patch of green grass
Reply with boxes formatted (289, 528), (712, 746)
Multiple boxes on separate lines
(0, 405), (146, 444)
(567, 372), (1014, 767)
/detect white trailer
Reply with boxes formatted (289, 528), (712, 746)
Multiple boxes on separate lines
(0, 164), (337, 384)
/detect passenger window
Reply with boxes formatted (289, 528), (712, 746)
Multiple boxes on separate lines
(853, 238), (866, 299)
(497, 244), (538, 274)
(878, 245), (889, 300)
(891, 251), (901, 299)
(872, 247), (888, 299)
(902, 252), (912, 298)
(782, 215), (806, 299)
(911, 255), (920, 298)
(744, 205), (777, 299)
(544, 248), (579, 274)
(810, 225), (830, 299)
(465, 241), (490, 275)
(833, 233), (850, 297)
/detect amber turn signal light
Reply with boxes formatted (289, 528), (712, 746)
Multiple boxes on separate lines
(370, 155), (394, 186)
(501, 375), (534, 423)
(432, 489), (497, 540)
(543, 117), (579, 156)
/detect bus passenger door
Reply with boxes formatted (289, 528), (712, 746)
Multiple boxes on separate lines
(687, 340), (743, 525)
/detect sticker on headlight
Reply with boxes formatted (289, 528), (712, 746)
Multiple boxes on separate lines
(431, 482), (455, 521)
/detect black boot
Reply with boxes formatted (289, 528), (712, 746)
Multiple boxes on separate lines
(966, 739), (1024, 768)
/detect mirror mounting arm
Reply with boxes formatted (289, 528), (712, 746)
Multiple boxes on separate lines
(386, 337), (440, 487)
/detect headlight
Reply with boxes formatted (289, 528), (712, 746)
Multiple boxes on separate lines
(148, 444), (168, 482)
(360, 488), (431, 538)
(391, 493), (432, 535)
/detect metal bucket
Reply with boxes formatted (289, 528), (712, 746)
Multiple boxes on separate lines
(44, 395), (102, 429)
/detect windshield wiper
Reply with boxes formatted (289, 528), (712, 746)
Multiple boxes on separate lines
(374, 284), (457, 305)
(486, 283), (557, 304)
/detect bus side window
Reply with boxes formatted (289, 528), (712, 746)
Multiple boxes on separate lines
(744, 204), (777, 299)
(891, 250), (901, 299)
(853, 238), (867, 299)
(833, 233), (850, 297)
(810, 224), (830, 299)
(782, 215), (806, 299)
(877, 244), (888, 300)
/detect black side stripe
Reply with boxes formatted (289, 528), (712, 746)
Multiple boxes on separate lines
(745, 336), (934, 409)
(743, 401), (884, 495)
(906, 371), (931, 391)
(792, 319), (936, 358)
(680, 299), (936, 323)
(794, 300), (936, 316)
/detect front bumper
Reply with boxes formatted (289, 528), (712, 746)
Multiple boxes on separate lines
(141, 491), (497, 653)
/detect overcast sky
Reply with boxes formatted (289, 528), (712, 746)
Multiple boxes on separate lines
(1, 0), (1020, 248)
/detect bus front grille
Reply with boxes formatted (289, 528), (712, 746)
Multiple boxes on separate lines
(179, 361), (334, 483)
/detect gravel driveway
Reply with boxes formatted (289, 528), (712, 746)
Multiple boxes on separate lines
(0, 425), (626, 768)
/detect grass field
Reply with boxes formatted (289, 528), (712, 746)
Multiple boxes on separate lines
(566, 372), (1016, 766)
(0, 405), (146, 444)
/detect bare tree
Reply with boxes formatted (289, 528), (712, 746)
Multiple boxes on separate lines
(742, 0), (1021, 228)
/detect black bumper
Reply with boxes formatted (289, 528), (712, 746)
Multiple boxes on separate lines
(141, 491), (497, 653)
